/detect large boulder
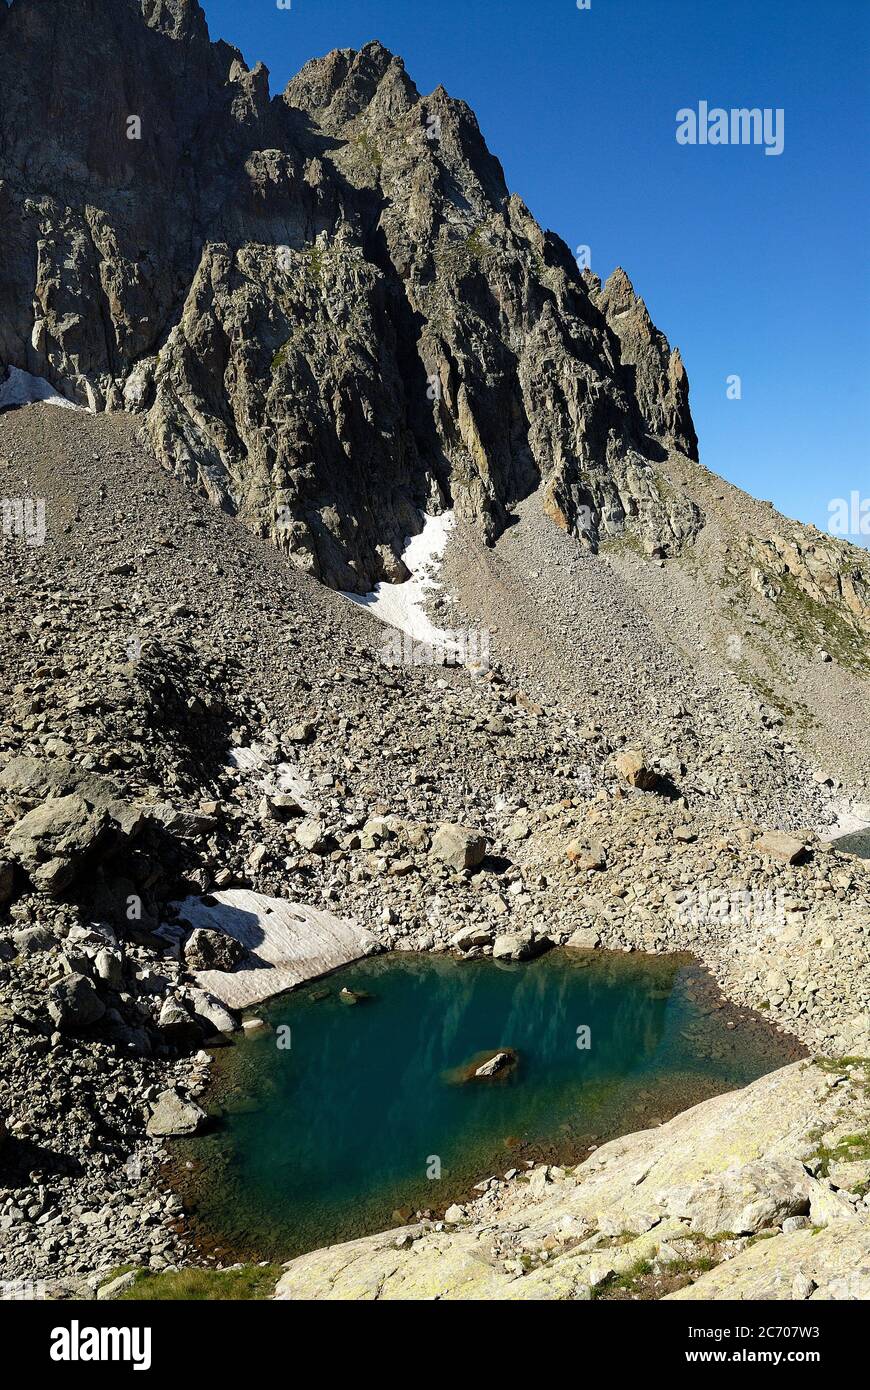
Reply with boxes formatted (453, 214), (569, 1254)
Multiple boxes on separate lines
(614, 750), (662, 792)
(145, 1090), (206, 1138)
(431, 823), (487, 872)
(184, 927), (246, 973)
(47, 973), (106, 1032)
(5, 794), (107, 895)
(0, 757), (145, 835)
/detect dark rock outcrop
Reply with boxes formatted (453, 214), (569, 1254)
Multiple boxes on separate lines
(0, 0), (703, 587)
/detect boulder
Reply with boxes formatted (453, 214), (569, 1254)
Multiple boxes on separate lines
(184, 926), (246, 973)
(94, 947), (124, 989)
(566, 926), (601, 950)
(47, 973), (106, 1031)
(12, 925), (56, 956)
(474, 1051), (514, 1078)
(450, 925), (493, 951)
(295, 818), (330, 853)
(431, 823), (487, 871)
(145, 1090), (206, 1138)
(187, 987), (239, 1035)
(566, 838), (606, 870)
(492, 929), (545, 962)
(6, 794), (107, 895)
(755, 830), (807, 865)
(614, 750), (661, 792)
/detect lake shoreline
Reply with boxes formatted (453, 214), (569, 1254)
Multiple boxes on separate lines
(165, 946), (807, 1268)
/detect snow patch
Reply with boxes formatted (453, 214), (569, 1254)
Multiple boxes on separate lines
(0, 367), (82, 413)
(227, 743), (317, 813)
(820, 798), (870, 844)
(342, 512), (458, 651)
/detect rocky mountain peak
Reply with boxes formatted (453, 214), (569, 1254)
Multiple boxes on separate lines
(0, 1), (710, 586)
(140, 0), (210, 42)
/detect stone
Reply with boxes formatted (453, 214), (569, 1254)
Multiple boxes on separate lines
(492, 930), (545, 962)
(6, 794), (106, 895)
(450, 925), (493, 951)
(145, 1090), (206, 1139)
(12, 925), (56, 956)
(431, 823), (487, 871)
(295, 818), (329, 854)
(184, 927), (246, 973)
(187, 987), (238, 1036)
(47, 973), (106, 1032)
(94, 947), (124, 989)
(97, 1270), (139, 1299)
(443, 1205), (465, 1224)
(285, 722), (315, 744)
(474, 1051), (513, 1078)
(158, 997), (193, 1033)
(566, 838), (606, 870)
(566, 927), (601, 950)
(614, 750), (661, 792)
(755, 830), (806, 865)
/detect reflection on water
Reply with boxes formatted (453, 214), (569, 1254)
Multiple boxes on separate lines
(176, 949), (802, 1261)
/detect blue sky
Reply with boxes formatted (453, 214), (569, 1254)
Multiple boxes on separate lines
(201, 0), (869, 545)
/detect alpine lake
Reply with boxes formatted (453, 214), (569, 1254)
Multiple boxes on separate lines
(171, 947), (805, 1262)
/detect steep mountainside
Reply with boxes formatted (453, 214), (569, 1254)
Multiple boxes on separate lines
(0, 0), (733, 589)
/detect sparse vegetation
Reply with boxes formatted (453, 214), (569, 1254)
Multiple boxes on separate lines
(114, 1265), (281, 1302)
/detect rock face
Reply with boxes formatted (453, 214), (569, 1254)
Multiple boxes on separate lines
(586, 268), (699, 462)
(0, 0), (703, 590)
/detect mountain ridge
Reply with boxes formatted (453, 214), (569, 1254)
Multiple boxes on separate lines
(0, 1), (704, 592)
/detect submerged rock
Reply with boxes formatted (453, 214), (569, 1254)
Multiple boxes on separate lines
(339, 987), (372, 1006)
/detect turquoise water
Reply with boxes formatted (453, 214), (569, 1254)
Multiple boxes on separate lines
(830, 829), (870, 859)
(178, 950), (802, 1261)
